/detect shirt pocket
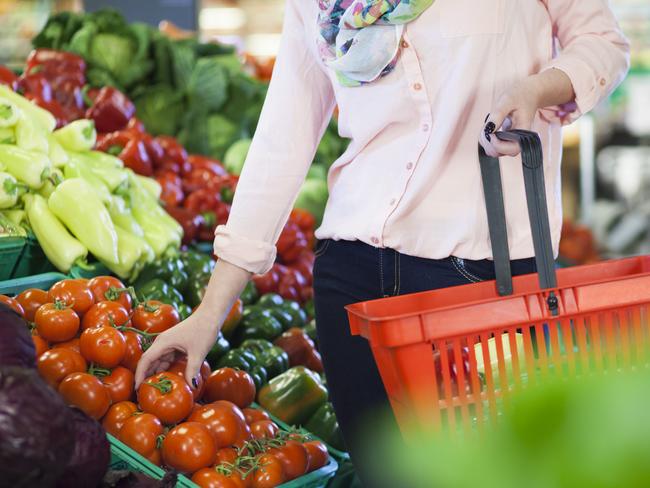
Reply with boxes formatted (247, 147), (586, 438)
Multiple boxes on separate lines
(438, 0), (505, 37)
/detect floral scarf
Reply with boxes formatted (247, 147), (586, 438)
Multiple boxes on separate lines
(317, 0), (434, 87)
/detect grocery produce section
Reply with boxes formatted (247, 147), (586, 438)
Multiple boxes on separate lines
(0, 9), (348, 488)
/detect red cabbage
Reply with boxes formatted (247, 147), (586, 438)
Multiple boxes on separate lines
(56, 407), (110, 488)
(0, 367), (74, 487)
(0, 304), (36, 368)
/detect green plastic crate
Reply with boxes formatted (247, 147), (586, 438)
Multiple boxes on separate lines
(109, 423), (338, 488)
(193, 242), (214, 256)
(0, 272), (67, 296)
(69, 261), (112, 279)
(0, 236), (25, 280)
(11, 234), (56, 279)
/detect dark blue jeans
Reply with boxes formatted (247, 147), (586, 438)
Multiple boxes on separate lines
(312, 239), (536, 487)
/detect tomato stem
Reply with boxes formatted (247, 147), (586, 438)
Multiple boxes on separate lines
(116, 325), (159, 340)
(53, 299), (72, 310)
(145, 375), (173, 394)
(156, 434), (165, 449)
(142, 300), (160, 313)
(88, 364), (111, 377)
(105, 286), (137, 304)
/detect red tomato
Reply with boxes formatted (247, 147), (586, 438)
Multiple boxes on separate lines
(120, 331), (143, 373)
(234, 423), (253, 450)
(101, 366), (135, 403)
(58, 372), (111, 419)
(253, 453), (286, 488)
(242, 408), (270, 425)
(102, 401), (139, 437)
(215, 447), (238, 466)
(48, 279), (95, 315)
(80, 326), (127, 368)
(16, 288), (50, 322)
(168, 358), (210, 400)
(304, 440), (328, 471)
(188, 401), (247, 449)
(250, 421), (279, 440)
(0, 295), (25, 316)
(132, 300), (180, 333)
(82, 301), (131, 330)
(34, 302), (80, 343)
(52, 337), (80, 354)
(192, 469), (239, 488)
(119, 413), (163, 460)
(31, 333), (49, 358)
(162, 422), (217, 473)
(138, 372), (194, 425)
(88, 276), (132, 312)
(204, 368), (256, 409)
(37, 348), (87, 388)
(270, 441), (308, 481)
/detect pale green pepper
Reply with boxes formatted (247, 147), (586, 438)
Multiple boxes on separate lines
(135, 174), (162, 200)
(15, 115), (49, 154)
(0, 127), (15, 145)
(0, 98), (20, 128)
(84, 150), (123, 169)
(46, 132), (68, 167)
(68, 151), (127, 191)
(25, 194), (88, 272)
(38, 168), (63, 199)
(0, 144), (50, 189)
(48, 178), (119, 265)
(63, 158), (111, 204)
(54, 119), (96, 152)
(102, 225), (155, 281)
(108, 195), (145, 238)
(128, 173), (182, 256)
(0, 85), (55, 132)
(0, 211), (26, 237)
(0, 171), (21, 209)
(3, 208), (25, 227)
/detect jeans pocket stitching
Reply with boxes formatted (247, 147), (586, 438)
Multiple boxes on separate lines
(314, 239), (331, 258)
(379, 248), (386, 297)
(459, 259), (485, 283)
(393, 252), (401, 296)
(451, 256), (482, 284)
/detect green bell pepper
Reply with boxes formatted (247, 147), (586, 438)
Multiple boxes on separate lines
(240, 281), (259, 306)
(279, 301), (308, 328)
(240, 339), (275, 357)
(258, 293), (284, 308)
(258, 366), (328, 425)
(249, 365), (268, 391)
(180, 249), (214, 280)
(240, 339), (289, 379)
(304, 300), (315, 320)
(53, 119), (96, 152)
(206, 333), (231, 368)
(24, 194), (87, 272)
(137, 278), (185, 309)
(236, 310), (283, 344)
(177, 303), (192, 320)
(135, 257), (189, 292)
(48, 177), (119, 265)
(304, 319), (318, 344)
(268, 308), (295, 332)
(185, 274), (210, 308)
(305, 402), (346, 452)
(0, 144), (50, 189)
(217, 348), (257, 371)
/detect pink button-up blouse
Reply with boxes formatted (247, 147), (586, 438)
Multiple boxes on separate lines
(214, 0), (630, 274)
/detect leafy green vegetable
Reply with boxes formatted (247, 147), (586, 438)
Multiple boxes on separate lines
(294, 179), (329, 225)
(133, 85), (185, 136)
(224, 139), (252, 176)
(187, 57), (229, 112)
(206, 114), (239, 160)
(170, 39), (197, 92)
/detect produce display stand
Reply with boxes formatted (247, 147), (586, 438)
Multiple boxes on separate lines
(11, 233), (56, 279)
(347, 131), (650, 437)
(0, 236), (25, 281)
(0, 271), (67, 295)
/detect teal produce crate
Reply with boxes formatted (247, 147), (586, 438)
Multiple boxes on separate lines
(69, 261), (112, 279)
(0, 236), (25, 281)
(109, 429), (337, 488)
(0, 272), (67, 296)
(11, 234), (56, 279)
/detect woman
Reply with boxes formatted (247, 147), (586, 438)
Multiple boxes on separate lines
(136, 0), (629, 483)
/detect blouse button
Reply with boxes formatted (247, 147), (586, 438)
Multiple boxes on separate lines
(599, 77), (607, 86)
(371, 237), (380, 244)
(401, 40), (409, 49)
(413, 82), (422, 91)
(422, 124), (430, 132)
(389, 198), (396, 206)
(406, 162), (414, 170)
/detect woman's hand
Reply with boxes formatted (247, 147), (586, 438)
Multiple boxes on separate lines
(134, 259), (251, 388)
(480, 69), (575, 157)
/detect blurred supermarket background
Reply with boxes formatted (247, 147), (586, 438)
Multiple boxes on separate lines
(3, 0), (649, 265)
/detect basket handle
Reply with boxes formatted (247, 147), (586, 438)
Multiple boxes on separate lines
(478, 130), (559, 314)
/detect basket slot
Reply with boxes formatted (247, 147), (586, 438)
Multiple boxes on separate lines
(560, 319), (577, 377)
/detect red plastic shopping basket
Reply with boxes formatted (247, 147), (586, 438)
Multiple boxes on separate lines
(346, 130), (650, 437)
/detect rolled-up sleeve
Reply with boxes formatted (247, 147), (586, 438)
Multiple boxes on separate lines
(539, 0), (630, 125)
(213, 0), (336, 274)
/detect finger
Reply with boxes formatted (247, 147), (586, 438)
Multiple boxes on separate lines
(479, 126), (499, 158)
(490, 137), (520, 157)
(135, 342), (174, 387)
(184, 354), (204, 388)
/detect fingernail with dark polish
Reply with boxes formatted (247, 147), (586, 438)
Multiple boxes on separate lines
(485, 121), (496, 134)
(485, 132), (491, 142)
(192, 377), (198, 388)
(484, 113), (490, 123)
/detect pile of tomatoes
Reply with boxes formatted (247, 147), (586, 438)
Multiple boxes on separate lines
(0, 277), (329, 487)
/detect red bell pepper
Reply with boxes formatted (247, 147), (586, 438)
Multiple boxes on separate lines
(16, 72), (53, 102)
(278, 267), (308, 303)
(24, 92), (68, 128)
(433, 344), (472, 397)
(252, 266), (281, 296)
(0, 65), (18, 89)
(290, 209), (316, 233)
(25, 49), (85, 74)
(182, 168), (228, 194)
(155, 171), (184, 207)
(85, 86), (135, 133)
(155, 135), (188, 167)
(184, 188), (220, 214)
(187, 154), (228, 177)
(51, 81), (86, 120)
(126, 117), (146, 133)
(96, 131), (131, 155)
(120, 139), (153, 176)
(274, 328), (324, 373)
(165, 206), (205, 244)
(292, 251), (315, 286)
(277, 222), (309, 264)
